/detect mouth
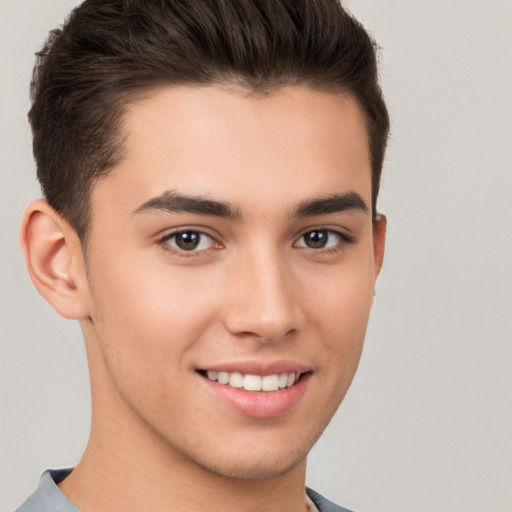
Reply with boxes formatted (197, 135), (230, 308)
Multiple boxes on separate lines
(197, 366), (312, 418)
(198, 370), (304, 392)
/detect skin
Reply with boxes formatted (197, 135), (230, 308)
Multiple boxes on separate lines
(21, 85), (386, 512)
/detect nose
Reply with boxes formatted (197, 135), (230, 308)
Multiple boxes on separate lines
(222, 247), (305, 343)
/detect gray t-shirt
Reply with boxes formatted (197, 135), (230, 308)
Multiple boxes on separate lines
(15, 469), (354, 512)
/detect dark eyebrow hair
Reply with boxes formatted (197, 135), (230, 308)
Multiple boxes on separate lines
(292, 192), (369, 218)
(133, 191), (241, 219)
(134, 190), (368, 221)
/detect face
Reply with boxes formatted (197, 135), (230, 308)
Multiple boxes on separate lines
(80, 85), (385, 480)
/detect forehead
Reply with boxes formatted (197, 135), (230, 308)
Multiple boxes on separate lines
(92, 85), (371, 217)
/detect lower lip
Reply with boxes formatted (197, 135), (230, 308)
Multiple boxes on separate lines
(201, 373), (311, 418)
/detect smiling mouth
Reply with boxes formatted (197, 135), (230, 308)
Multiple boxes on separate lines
(198, 370), (305, 392)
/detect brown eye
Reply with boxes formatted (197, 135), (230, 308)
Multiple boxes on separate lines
(302, 230), (329, 248)
(163, 230), (215, 252)
(175, 231), (200, 250)
(295, 229), (345, 250)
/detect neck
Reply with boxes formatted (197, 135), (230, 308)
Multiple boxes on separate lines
(59, 334), (309, 512)
(60, 419), (308, 512)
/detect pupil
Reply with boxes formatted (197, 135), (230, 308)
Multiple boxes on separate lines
(176, 232), (200, 250)
(306, 230), (327, 248)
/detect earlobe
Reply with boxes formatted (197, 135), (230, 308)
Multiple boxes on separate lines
(373, 213), (387, 278)
(20, 199), (90, 319)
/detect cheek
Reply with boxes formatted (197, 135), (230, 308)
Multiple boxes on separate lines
(305, 255), (375, 367)
(86, 263), (222, 418)
(87, 256), (222, 370)
(309, 253), (375, 325)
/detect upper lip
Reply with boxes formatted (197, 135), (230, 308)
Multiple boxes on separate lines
(197, 360), (312, 376)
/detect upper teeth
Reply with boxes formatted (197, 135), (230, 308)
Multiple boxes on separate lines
(206, 371), (300, 392)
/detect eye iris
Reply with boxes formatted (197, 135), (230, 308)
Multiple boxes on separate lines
(175, 231), (200, 250)
(305, 230), (328, 248)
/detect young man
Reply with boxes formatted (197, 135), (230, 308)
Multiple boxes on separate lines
(17, 1), (388, 511)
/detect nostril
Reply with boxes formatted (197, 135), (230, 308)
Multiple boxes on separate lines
(222, 271), (305, 341)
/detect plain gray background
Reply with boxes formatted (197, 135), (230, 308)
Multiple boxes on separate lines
(1, 1), (511, 511)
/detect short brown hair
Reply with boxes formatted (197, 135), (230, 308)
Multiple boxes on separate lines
(29, 0), (389, 239)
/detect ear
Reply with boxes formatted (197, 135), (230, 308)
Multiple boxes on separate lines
(20, 199), (90, 319)
(373, 213), (387, 278)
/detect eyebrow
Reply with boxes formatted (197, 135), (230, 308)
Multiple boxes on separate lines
(133, 190), (368, 220)
(292, 192), (369, 218)
(133, 190), (241, 219)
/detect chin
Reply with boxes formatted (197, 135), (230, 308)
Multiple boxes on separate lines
(177, 422), (328, 481)
(193, 448), (308, 481)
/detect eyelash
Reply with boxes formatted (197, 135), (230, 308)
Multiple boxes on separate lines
(159, 229), (220, 256)
(293, 229), (354, 253)
(159, 228), (354, 257)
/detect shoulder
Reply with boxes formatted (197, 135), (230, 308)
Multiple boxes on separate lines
(15, 469), (78, 512)
(306, 487), (355, 512)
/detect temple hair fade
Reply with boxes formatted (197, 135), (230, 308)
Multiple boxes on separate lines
(29, 0), (389, 239)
